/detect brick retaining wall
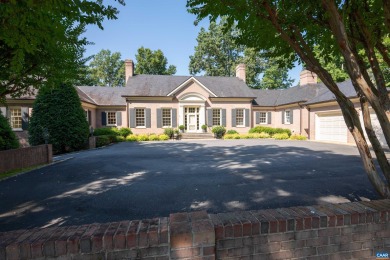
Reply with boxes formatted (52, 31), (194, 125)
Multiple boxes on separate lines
(0, 144), (52, 174)
(1, 200), (390, 259)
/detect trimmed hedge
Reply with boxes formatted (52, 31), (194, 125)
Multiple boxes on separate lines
(249, 126), (291, 136)
(212, 126), (226, 138)
(290, 134), (307, 140)
(94, 127), (119, 136)
(226, 130), (238, 134)
(0, 112), (19, 150)
(273, 133), (290, 140)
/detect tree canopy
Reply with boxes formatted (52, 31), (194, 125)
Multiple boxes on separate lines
(0, 0), (124, 101)
(189, 19), (293, 89)
(87, 49), (125, 87)
(135, 47), (177, 75)
(187, 0), (390, 198)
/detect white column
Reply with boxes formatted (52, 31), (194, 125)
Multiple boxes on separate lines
(199, 104), (205, 133)
(179, 104), (185, 127)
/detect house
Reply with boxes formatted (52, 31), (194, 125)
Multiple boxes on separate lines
(1, 60), (386, 147)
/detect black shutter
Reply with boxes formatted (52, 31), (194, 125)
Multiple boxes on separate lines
(129, 108), (135, 128)
(245, 109), (250, 127)
(231, 109), (236, 127)
(290, 110), (294, 124)
(101, 112), (106, 126)
(255, 112), (260, 124)
(207, 109), (213, 127)
(88, 110), (92, 125)
(157, 109), (162, 128)
(221, 109), (226, 127)
(116, 112), (122, 126)
(146, 108), (151, 128)
(171, 108), (177, 128)
(282, 110), (285, 124)
(21, 107), (29, 130)
(267, 112), (272, 124)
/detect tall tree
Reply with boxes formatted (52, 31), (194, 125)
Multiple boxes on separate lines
(187, 0), (390, 197)
(88, 49), (125, 87)
(135, 47), (176, 75)
(0, 0), (124, 101)
(189, 19), (293, 89)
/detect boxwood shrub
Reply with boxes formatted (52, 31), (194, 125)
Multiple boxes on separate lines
(96, 136), (111, 147)
(212, 126), (226, 139)
(94, 127), (119, 136)
(249, 126), (291, 137)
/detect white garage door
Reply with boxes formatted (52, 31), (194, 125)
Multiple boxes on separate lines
(315, 112), (348, 143)
(360, 111), (387, 149)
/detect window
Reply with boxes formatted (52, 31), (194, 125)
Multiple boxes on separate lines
(107, 112), (116, 126)
(136, 108), (145, 127)
(236, 109), (244, 126)
(10, 108), (22, 129)
(213, 109), (221, 126)
(259, 112), (267, 124)
(162, 108), (171, 127)
(285, 110), (291, 124)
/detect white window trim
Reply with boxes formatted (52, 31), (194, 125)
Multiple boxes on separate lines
(236, 108), (245, 127)
(212, 108), (222, 126)
(259, 112), (268, 125)
(284, 110), (291, 125)
(106, 111), (117, 126)
(162, 108), (172, 128)
(10, 107), (23, 131)
(135, 108), (146, 128)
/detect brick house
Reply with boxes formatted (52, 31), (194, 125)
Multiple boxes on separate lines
(0, 60), (386, 147)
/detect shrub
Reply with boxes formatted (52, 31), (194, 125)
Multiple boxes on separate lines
(212, 126), (226, 139)
(249, 126), (291, 137)
(126, 134), (138, 142)
(137, 134), (149, 141)
(118, 127), (132, 137)
(149, 134), (159, 141)
(0, 112), (19, 150)
(223, 134), (234, 139)
(115, 136), (125, 142)
(201, 124), (207, 131)
(274, 133), (290, 140)
(29, 83), (89, 154)
(226, 129), (238, 134)
(258, 132), (271, 138)
(158, 134), (169, 141)
(164, 128), (174, 138)
(290, 134), (307, 140)
(179, 125), (185, 131)
(96, 136), (110, 147)
(94, 127), (119, 136)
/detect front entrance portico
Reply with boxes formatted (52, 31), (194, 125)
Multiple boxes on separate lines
(178, 93), (206, 133)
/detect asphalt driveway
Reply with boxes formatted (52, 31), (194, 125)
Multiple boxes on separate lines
(0, 139), (379, 232)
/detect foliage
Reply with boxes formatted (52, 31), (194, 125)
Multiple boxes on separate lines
(189, 18), (293, 89)
(164, 128), (175, 138)
(226, 129), (238, 134)
(115, 136), (125, 142)
(136, 134), (149, 141)
(96, 136), (111, 147)
(149, 134), (160, 141)
(179, 125), (185, 131)
(290, 135), (307, 141)
(313, 46), (349, 83)
(0, 0), (124, 101)
(249, 126), (291, 137)
(201, 124), (207, 131)
(159, 134), (170, 141)
(273, 133), (290, 140)
(87, 49), (125, 87)
(118, 127), (132, 138)
(94, 127), (119, 136)
(259, 55), (294, 89)
(126, 134), (138, 142)
(135, 47), (176, 75)
(0, 112), (19, 150)
(224, 132), (270, 139)
(28, 83), (89, 154)
(212, 125), (226, 138)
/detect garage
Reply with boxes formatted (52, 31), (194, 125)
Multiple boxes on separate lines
(315, 112), (348, 143)
(360, 110), (387, 148)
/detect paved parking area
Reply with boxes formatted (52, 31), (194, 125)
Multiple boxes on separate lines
(0, 139), (379, 232)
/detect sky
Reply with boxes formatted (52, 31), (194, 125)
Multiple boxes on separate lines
(82, 0), (303, 85)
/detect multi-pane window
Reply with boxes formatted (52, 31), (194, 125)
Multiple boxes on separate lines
(236, 109), (244, 126)
(285, 110), (291, 124)
(10, 108), (22, 129)
(162, 108), (171, 127)
(213, 109), (221, 126)
(136, 108), (145, 127)
(259, 112), (267, 124)
(107, 112), (116, 125)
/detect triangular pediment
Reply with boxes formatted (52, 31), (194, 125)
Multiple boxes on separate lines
(167, 77), (217, 97)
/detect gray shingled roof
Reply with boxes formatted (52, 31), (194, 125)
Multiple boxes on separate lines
(252, 84), (328, 106)
(77, 86), (127, 106)
(123, 75), (255, 98)
(304, 80), (357, 105)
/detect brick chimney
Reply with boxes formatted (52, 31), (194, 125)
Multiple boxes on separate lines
(300, 69), (318, 85)
(235, 64), (246, 82)
(125, 59), (134, 84)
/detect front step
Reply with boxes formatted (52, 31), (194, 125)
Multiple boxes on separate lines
(181, 133), (214, 139)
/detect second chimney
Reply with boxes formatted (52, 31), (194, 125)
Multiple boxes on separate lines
(125, 59), (134, 84)
(235, 64), (246, 82)
(300, 69), (318, 85)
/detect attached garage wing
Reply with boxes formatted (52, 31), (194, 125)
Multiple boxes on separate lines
(315, 112), (348, 143)
(360, 110), (388, 149)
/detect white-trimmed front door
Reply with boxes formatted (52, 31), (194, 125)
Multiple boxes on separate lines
(185, 107), (199, 133)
